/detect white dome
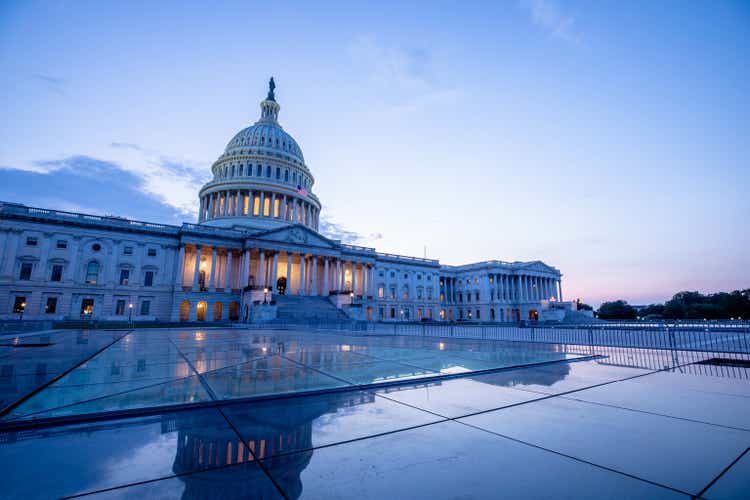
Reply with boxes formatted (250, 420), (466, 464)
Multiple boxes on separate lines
(224, 121), (304, 164)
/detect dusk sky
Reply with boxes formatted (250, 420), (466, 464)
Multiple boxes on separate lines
(1, 0), (748, 306)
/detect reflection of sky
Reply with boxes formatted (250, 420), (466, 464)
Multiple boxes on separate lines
(1, 1), (748, 306)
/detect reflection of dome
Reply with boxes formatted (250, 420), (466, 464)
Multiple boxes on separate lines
(167, 390), (375, 499)
(197, 78), (321, 232)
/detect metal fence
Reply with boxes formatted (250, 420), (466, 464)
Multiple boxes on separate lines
(247, 320), (750, 355)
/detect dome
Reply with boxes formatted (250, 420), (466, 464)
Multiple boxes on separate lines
(224, 122), (304, 164)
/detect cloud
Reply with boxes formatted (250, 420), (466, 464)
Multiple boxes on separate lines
(319, 216), (383, 246)
(0, 157), (189, 224)
(31, 74), (66, 95)
(519, 0), (580, 43)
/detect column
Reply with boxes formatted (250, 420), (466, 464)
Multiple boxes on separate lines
(323, 257), (329, 295)
(298, 254), (305, 295)
(235, 190), (241, 216)
(244, 249), (252, 287)
(258, 251), (266, 288)
(292, 198), (298, 223)
(311, 256), (318, 295)
(286, 252), (293, 291)
(558, 279), (563, 301)
(206, 195), (213, 219)
(362, 265), (367, 297)
(208, 247), (217, 291)
(260, 192), (266, 217)
(224, 251), (233, 293)
(271, 252), (279, 289)
(175, 245), (185, 286)
(271, 193), (276, 218)
(352, 262), (358, 294)
(191, 245), (202, 291)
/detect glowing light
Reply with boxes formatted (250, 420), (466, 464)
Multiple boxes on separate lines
(262, 346), (268, 353)
(438, 342), (445, 350)
(341, 344), (351, 351)
(195, 331), (205, 341)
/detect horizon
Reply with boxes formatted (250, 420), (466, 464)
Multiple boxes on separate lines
(1, 0), (748, 307)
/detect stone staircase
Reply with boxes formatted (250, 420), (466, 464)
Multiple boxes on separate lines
(273, 294), (349, 322)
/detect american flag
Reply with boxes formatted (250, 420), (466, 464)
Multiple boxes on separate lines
(296, 185), (309, 196)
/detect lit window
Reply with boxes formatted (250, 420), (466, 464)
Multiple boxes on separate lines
(378, 286), (384, 298)
(19, 263), (33, 280)
(13, 296), (26, 313)
(26, 236), (38, 246)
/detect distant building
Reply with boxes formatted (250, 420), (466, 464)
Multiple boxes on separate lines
(0, 80), (563, 323)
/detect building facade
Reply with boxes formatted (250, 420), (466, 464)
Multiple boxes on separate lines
(0, 80), (563, 323)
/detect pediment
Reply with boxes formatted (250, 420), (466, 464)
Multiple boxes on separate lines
(520, 261), (556, 273)
(253, 225), (338, 249)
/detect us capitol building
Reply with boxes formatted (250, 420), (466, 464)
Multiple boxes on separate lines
(0, 79), (565, 324)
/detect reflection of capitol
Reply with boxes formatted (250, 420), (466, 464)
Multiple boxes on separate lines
(166, 391), (377, 499)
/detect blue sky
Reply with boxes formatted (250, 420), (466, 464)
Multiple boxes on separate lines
(1, 0), (748, 306)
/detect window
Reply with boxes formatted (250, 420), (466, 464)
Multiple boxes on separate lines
(123, 246), (133, 255)
(19, 262), (33, 280)
(417, 274), (422, 280)
(119, 269), (130, 285)
(147, 248), (157, 257)
(26, 236), (38, 246)
(144, 271), (154, 287)
(474, 277), (479, 284)
(13, 296), (26, 313)
(80, 298), (94, 316)
(266, 165), (271, 177)
(390, 307), (396, 319)
(390, 271), (395, 278)
(476, 309), (481, 319)
(378, 286), (384, 298)
(458, 293), (463, 303)
(45, 297), (57, 314)
(292, 172), (297, 182)
(379, 271), (384, 277)
(489, 276), (494, 283)
(284, 169), (289, 181)
(404, 273), (408, 279)
(92, 243), (101, 252)
(256, 165), (262, 176)
(50, 264), (63, 282)
(427, 275), (432, 281)
(56, 240), (67, 249)
(140, 300), (151, 315)
(115, 300), (126, 315)
(467, 293), (471, 303)
(85, 261), (100, 284)
(275, 167), (281, 179)
(389, 286), (396, 299)
(476, 291), (480, 301)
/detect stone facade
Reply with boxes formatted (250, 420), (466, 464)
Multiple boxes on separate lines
(0, 81), (563, 323)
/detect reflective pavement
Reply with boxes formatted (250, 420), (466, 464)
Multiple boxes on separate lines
(0, 328), (748, 498)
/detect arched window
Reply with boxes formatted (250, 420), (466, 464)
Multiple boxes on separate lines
(266, 165), (271, 177)
(275, 167), (281, 179)
(196, 301), (207, 321)
(179, 300), (190, 321)
(229, 302), (239, 321)
(284, 169), (289, 181)
(85, 261), (100, 284)
(213, 302), (223, 321)
(256, 165), (262, 176)
(238, 165), (243, 176)
(231, 165), (235, 176)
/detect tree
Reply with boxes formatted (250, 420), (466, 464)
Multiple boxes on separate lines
(597, 300), (637, 320)
(575, 299), (593, 311)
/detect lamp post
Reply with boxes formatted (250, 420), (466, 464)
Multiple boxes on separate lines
(350, 292), (354, 305)
(19, 302), (26, 321)
(263, 287), (269, 304)
(128, 303), (133, 326)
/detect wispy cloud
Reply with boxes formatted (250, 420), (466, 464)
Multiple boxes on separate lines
(519, 0), (581, 43)
(31, 73), (66, 95)
(346, 36), (462, 111)
(320, 216), (383, 246)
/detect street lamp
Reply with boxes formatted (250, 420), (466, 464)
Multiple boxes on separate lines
(128, 303), (133, 326)
(19, 302), (26, 321)
(263, 287), (269, 304)
(350, 292), (354, 305)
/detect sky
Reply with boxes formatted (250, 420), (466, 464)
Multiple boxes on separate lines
(1, 0), (748, 307)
